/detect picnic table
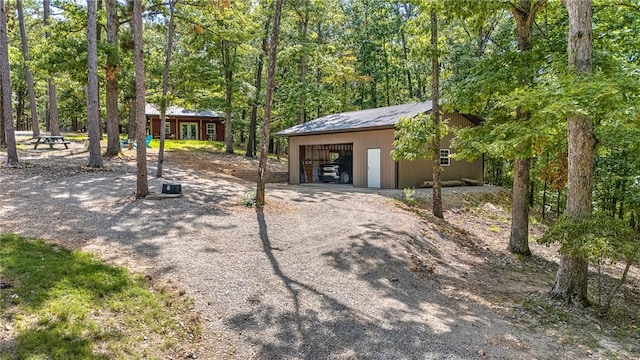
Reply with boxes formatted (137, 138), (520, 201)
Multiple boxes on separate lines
(31, 135), (71, 149)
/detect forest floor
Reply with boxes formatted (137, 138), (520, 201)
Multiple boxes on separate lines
(1, 137), (639, 359)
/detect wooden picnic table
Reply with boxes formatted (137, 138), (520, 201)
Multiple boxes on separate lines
(31, 135), (71, 149)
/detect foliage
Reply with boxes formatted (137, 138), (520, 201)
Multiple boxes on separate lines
(402, 187), (417, 207)
(392, 113), (448, 162)
(0, 233), (200, 359)
(539, 214), (636, 262)
(242, 190), (258, 207)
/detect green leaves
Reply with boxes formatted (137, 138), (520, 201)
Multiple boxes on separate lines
(392, 112), (449, 161)
(539, 214), (637, 262)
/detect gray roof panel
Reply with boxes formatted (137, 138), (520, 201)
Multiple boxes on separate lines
(276, 101), (433, 136)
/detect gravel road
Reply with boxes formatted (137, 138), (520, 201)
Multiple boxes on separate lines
(1, 148), (566, 359)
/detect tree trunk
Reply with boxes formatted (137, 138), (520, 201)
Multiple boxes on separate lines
(430, 9), (443, 219)
(0, 0), (17, 165)
(44, 0), (60, 136)
(297, 6), (309, 125)
(257, 0), (284, 206)
(133, 0), (148, 198)
(246, 16), (269, 158)
(156, 0), (176, 178)
(550, 0), (594, 306)
(104, 0), (120, 156)
(17, 0), (39, 137)
(222, 38), (234, 154)
(87, 0), (103, 168)
(507, 0), (546, 256)
(509, 158), (532, 255)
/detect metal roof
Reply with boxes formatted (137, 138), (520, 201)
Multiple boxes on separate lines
(276, 101), (434, 137)
(145, 104), (225, 118)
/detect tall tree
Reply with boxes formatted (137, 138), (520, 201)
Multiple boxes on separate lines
(550, 0), (595, 306)
(257, 0), (284, 206)
(156, 0), (177, 177)
(246, 12), (270, 158)
(430, 8), (443, 219)
(87, 0), (103, 167)
(104, 0), (120, 156)
(43, 0), (60, 136)
(0, 0), (17, 165)
(133, 0), (148, 198)
(508, 0), (547, 256)
(16, 0), (39, 137)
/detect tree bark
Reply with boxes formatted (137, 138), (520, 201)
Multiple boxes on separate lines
(44, 0), (60, 136)
(16, 0), (39, 137)
(430, 9), (443, 219)
(246, 14), (270, 158)
(156, 0), (176, 177)
(296, 5), (309, 125)
(0, 0), (17, 165)
(507, 0), (546, 256)
(133, 0), (148, 198)
(104, 0), (120, 156)
(509, 158), (532, 255)
(257, 0), (284, 206)
(550, 0), (594, 306)
(87, 0), (103, 168)
(223, 39), (234, 154)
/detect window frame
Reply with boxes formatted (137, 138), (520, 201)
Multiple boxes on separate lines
(439, 148), (451, 166)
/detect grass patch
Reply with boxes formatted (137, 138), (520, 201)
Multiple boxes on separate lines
(0, 234), (200, 359)
(148, 139), (228, 153)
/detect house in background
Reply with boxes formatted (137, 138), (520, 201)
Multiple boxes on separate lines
(276, 101), (483, 189)
(146, 104), (225, 141)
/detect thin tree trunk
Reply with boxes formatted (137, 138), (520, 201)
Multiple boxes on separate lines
(246, 15), (269, 158)
(156, 0), (176, 177)
(104, 0), (120, 156)
(551, 0), (594, 306)
(223, 39), (234, 154)
(0, 0), (17, 164)
(297, 6), (308, 125)
(87, 0), (103, 168)
(44, 0), (60, 136)
(17, 0), (39, 137)
(431, 9), (443, 219)
(257, 0), (284, 206)
(133, 0), (148, 198)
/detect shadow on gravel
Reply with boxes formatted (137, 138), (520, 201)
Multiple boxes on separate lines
(225, 209), (501, 359)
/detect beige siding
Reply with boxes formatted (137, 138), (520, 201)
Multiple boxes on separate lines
(397, 113), (483, 188)
(286, 112), (483, 189)
(288, 128), (397, 188)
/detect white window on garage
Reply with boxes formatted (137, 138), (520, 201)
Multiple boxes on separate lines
(439, 149), (451, 166)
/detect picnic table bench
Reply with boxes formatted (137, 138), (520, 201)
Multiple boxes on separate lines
(31, 135), (71, 149)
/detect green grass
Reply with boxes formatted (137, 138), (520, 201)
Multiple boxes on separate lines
(148, 139), (228, 152)
(0, 234), (200, 359)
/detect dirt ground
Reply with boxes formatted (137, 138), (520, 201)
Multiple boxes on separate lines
(1, 140), (639, 359)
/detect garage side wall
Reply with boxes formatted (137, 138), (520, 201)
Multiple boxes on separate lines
(397, 113), (483, 188)
(287, 129), (397, 188)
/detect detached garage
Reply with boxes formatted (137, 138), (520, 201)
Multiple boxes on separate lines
(276, 101), (483, 189)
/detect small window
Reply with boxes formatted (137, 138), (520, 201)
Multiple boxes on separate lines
(439, 149), (450, 166)
(206, 123), (216, 140)
(165, 122), (171, 134)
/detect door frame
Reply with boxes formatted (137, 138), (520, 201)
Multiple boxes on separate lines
(367, 148), (381, 188)
(180, 122), (199, 140)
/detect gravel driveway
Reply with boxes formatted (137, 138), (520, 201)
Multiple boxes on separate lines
(1, 149), (557, 359)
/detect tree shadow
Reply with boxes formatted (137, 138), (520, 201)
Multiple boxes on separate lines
(224, 208), (535, 359)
